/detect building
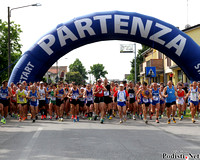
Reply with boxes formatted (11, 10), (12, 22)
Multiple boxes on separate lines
(44, 66), (67, 83)
(139, 24), (200, 85)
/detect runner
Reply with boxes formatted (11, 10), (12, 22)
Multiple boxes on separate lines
(55, 81), (66, 122)
(48, 84), (57, 120)
(16, 84), (28, 122)
(137, 82), (151, 124)
(103, 78), (113, 120)
(113, 83), (129, 123)
(159, 83), (166, 119)
(27, 85), (40, 123)
(163, 81), (177, 124)
(68, 82), (80, 122)
(187, 81), (200, 123)
(176, 83), (186, 121)
(84, 83), (94, 120)
(0, 80), (12, 124)
(38, 81), (47, 120)
(151, 82), (161, 123)
(127, 81), (137, 120)
(64, 83), (70, 118)
(79, 87), (87, 118)
(93, 79), (107, 123)
(112, 82), (119, 117)
(10, 83), (18, 118)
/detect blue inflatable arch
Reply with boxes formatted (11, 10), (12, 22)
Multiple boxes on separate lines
(9, 11), (200, 84)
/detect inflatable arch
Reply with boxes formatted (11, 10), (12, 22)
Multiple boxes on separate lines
(9, 11), (200, 84)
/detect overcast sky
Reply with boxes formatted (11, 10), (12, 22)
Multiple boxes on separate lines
(1, 0), (200, 81)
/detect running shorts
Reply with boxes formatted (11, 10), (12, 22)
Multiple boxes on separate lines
(94, 97), (104, 103)
(117, 101), (126, 107)
(166, 101), (176, 108)
(0, 99), (10, 107)
(104, 96), (112, 104)
(56, 99), (64, 106)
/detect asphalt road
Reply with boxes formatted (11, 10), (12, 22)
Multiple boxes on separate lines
(0, 116), (200, 160)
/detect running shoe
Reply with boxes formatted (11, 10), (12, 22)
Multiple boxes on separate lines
(94, 115), (97, 121)
(61, 118), (64, 122)
(1, 118), (4, 123)
(120, 120), (123, 124)
(144, 119), (148, 124)
(55, 115), (58, 120)
(49, 116), (52, 120)
(156, 119), (159, 123)
(44, 115), (47, 119)
(113, 112), (116, 117)
(109, 116), (113, 120)
(19, 118), (22, 122)
(1, 118), (6, 124)
(133, 115), (136, 120)
(77, 116), (79, 122)
(183, 110), (186, 116)
(100, 118), (104, 124)
(23, 117), (26, 121)
(181, 115), (183, 120)
(36, 115), (38, 120)
(159, 115), (161, 119)
(71, 115), (74, 119)
(172, 118), (176, 123)
(167, 119), (171, 124)
(41, 115), (44, 120)
(32, 119), (35, 123)
(124, 117), (127, 122)
(192, 119), (196, 123)
(140, 113), (143, 120)
(73, 118), (76, 122)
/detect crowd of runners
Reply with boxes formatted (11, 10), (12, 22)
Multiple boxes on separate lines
(0, 79), (200, 124)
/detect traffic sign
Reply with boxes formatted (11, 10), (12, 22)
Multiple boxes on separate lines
(145, 67), (156, 77)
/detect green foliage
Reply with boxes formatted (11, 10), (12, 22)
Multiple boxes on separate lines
(0, 19), (22, 82)
(129, 45), (150, 82)
(89, 64), (108, 82)
(69, 58), (88, 80)
(65, 72), (85, 85)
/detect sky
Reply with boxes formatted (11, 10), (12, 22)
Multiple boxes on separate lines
(1, 0), (200, 82)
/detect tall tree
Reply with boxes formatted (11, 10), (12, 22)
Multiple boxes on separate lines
(65, 72), (85, 85)
(128, 45), (150, 82)
(69, 58), (88, 80)
(89, 63), (108, 81)
(0, 19), (22, 82)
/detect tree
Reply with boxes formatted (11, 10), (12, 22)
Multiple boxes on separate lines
(89, 64), (108, 82)
(65, 72), (85, 85)
(69, 58), (88, 80)
(128, 45), (150, 82)
(0, 19), (22, 82)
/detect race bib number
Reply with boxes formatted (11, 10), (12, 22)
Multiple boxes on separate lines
(143, 98), (149, 103)
(104, 91), (109, 96)
(87, 97), (93, 101)
(19, 97), (24, 102)
(1, 93), (7, 99)
(129, 93), (134, 98)
(99, 90), (102, 94)
(153, 96), (159, 101)
(32, 96), (36, 102)
(57, 94), (62, 99)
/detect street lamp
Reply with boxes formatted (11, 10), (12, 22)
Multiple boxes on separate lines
(7, 3), (41, 79)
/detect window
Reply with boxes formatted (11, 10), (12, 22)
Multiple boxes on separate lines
(178, 70), (183, 82)
(167, 57), (171, 66)
(158, 52), (163, 59)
